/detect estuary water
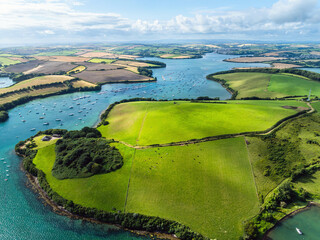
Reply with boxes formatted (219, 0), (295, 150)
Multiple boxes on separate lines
(267, 205), (320, 240)
(0, 76), (14, 88)
(0, 53), (272, 239)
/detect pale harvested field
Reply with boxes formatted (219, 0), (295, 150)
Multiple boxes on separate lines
(160, 54), (192, 59)
(125, 66), (139, 74)
(225, 56), (286, 63)
(0, 85), (69, 105)
(8, 57), (30, 63)
(34, 56), (91, 62)
(0, 75), (74, 95)
(114, 60), (151, 67)
(73, 69), (152, 84)
(263, 51), (289, 57)
(205, 44), (220, 48)
(71, 80), (97, 88)
(118, 54), (139, 59)
(272, 63), (301, 69)
(310, 51), (320, 56)
(173, 55), (192, 59)
(80, 51), (109, 58)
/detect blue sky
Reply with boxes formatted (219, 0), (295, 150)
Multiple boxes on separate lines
(0, 0), (319, 46)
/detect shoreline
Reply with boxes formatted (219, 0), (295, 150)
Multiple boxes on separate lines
(262, 202), (320, 239)
(21, 163), (178, 240)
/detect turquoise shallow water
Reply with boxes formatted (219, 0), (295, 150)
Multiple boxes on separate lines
(0, 76), (14, 88)
(267, 206), (320, 240)
(301, 68), (320, 74)
(0, 53), (272, 239)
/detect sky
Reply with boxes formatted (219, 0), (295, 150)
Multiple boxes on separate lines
(0, 0), (319, 46)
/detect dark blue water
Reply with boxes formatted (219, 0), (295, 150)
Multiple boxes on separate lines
(0, 53), (270, 239)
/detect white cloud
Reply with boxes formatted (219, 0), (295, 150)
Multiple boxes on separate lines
(0, 0), (319, 44)
(38, 29), (55, 35)
(269, 0), (318, 23)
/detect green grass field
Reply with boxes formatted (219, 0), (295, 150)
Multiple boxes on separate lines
(32, 137), (259, 239)
(0, 56), (20, 66)
(213, 72), (320, 99)
(34, 50), (79, 56)
(98, 100), (308, 145)
(33, 142), (134, 211)
(88, 58), (115, 64)
(126, 138), (259, 239)
(269, 74), (320, 97)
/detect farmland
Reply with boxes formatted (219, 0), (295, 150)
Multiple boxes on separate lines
(224, 56), (285, 63)
(72, 69), (154, 84)
(77, 62), (122, 71)
(0, 75), (74, 95)
(67, 65), (86, 74)
(31, 136), (259, 239)
(33, 142), (134, 212)
(126, 138), (259, 239)
(98, 100), (308, 145)
(88, 58), (115, 64)
(34, 50), (79, 56)
(0, 56), (21, 66)
(0, 75), (98, 105)
(212, 72), (320, 99)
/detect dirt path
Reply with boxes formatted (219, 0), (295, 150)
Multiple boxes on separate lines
(135, 105), (149, 146)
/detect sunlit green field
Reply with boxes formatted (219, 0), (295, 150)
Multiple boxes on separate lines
(88, 58), (115, 64)
(126, 138), (259, 239)
(213, 72), (320, 99)
(33, 143), (134, 211)
(0, 56), (20, 66)
(98, 100), (308, 145)
(268, 73), (320, 97)
(34, 50), (79, 56)
(33, 137), (259, 239)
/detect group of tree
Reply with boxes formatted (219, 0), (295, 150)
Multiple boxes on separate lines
(0, 111), (8, 122)
(52, 127), (123, 179)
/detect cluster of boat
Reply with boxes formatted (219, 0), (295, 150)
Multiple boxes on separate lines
(0, 157), (10, 181)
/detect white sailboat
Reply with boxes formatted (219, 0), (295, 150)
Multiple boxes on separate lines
(296, 227), (302, 235)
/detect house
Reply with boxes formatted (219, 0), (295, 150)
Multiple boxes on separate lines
(41, 135), (52, 141)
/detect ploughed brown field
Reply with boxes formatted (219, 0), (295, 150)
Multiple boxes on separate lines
(5, 60), (44, 73)
(72, 69), (153, 84)
(5, 60), (76, 74)
(24, 61), (76, 74)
